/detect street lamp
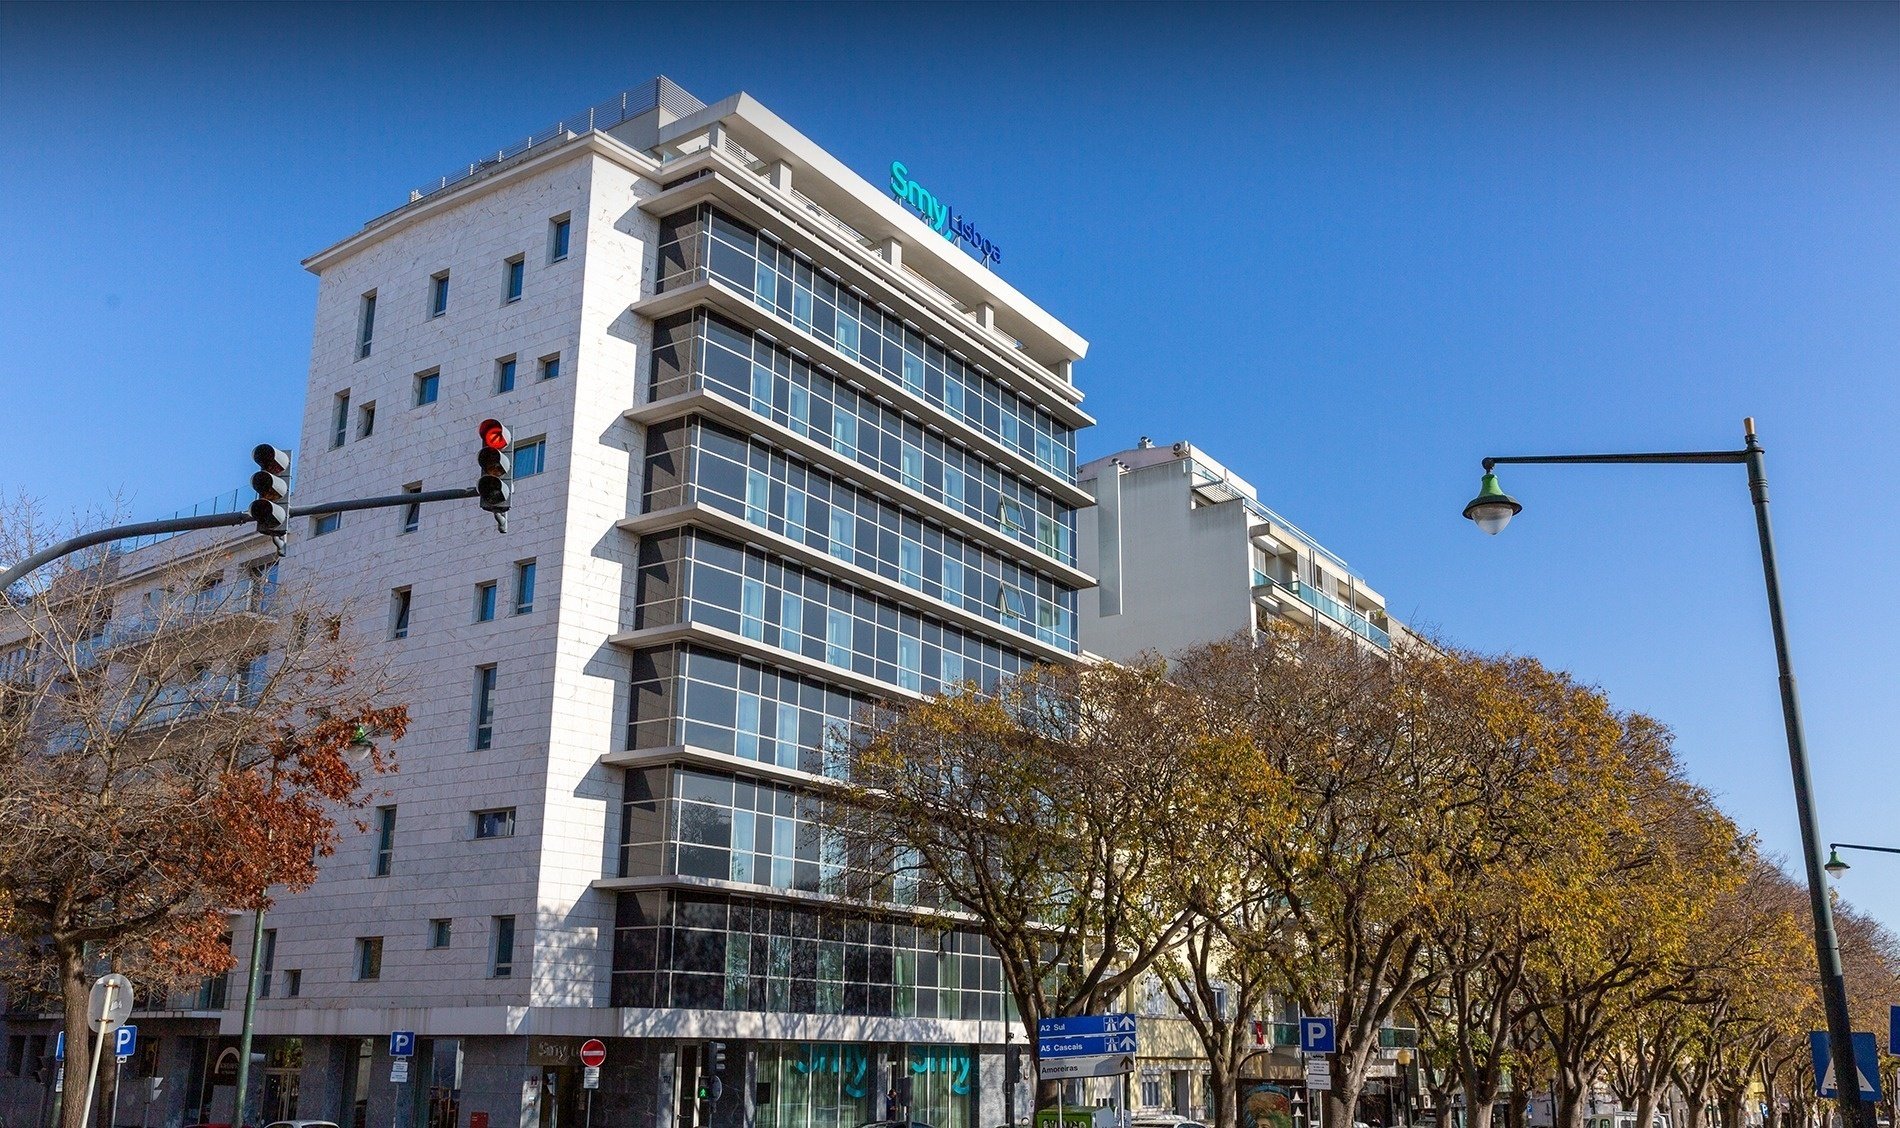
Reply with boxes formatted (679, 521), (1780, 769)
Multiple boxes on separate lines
(1461, 417), (1868, 1128)
(1822, 842), (1900, 879)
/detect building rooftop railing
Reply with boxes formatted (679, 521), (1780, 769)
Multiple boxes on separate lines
(1187, 460), (1359, 579)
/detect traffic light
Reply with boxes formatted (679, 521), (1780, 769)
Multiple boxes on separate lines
(477, 419), (512, 532)
(696, 1042), (726, 1102)
(250, 445), (292, 545)
(1005, 1045), (1022, 1086)
(709, 1041), (726, 1077)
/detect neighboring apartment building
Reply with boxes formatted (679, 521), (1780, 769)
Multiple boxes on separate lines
(1077, 439), (1413, 1123)
(0, 510), (283, 1128)
(1078, 438), (1398, 663)
(0, 76), (1093, 1128)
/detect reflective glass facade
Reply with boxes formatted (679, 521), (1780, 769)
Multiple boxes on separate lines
(611, 889), (1010, 1023)
(651, 314), (1077, 566)
(656, 205), (1075, 479)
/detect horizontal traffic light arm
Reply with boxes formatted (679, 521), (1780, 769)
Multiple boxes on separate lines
(1, 486), (485, 591)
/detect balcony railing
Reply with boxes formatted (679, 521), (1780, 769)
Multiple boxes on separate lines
(1257, 577), (1391, 649)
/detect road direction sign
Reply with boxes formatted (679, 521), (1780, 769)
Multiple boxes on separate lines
(1039, 1053), (1135, 1080)
(1810, 1031), (1882, 1100)
(579, 1040), (606, 1068)
(55, 1033), (64, 1062)
(583, 1066), (600, 1090)
(1037, 1014), (1138, 1039)
(1300, 1016), (1336, 1055)
(114, 1026), (138, 1061)
(390, 1060), (410, 1084)
(390, 1031), (416, 1058)
(1890, 1006), (1899, 1054)
(88, 974), (134, 1033)
(1038, 1033), (1140, 1059)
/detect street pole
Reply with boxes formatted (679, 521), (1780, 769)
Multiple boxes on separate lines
(1464, 420), (1869, 1128)
(109, 1055), (123, 1128)
(78, 980), (118, 1128)
(232, 906), (266, 1128)
(1741, 422), (1869, 1128)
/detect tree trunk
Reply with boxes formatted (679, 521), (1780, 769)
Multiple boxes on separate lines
(1206, 1056), (1239, 1128)
(59, 941), (92, 1128)
(1471, 1098), (1497, 1128)
(1554, 1067), (1590, 1128)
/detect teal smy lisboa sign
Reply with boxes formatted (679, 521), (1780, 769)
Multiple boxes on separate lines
(889, 161), (1002, 266)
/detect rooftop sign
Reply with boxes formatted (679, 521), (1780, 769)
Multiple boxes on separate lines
(889, 161), (1002, 266)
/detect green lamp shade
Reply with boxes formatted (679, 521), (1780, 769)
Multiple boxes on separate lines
(1825, 848), (1850, 877)
(1463, 473), (1523, 535)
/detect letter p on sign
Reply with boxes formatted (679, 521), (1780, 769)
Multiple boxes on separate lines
(1301, 1017), (1336, 1054)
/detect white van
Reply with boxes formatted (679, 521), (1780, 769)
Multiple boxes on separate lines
(1586, 1113), (1669, 1128)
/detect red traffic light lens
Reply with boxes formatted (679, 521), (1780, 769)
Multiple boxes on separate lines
(479, 419), (511, 450)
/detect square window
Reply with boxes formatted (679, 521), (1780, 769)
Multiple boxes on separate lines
(550, 216), (571, 262)
(390, 588), (411, 640)
(491, 915), (515, 978)
(514, 561), (536, 615)
(504, 257), (524, 303)
(331, 391), (350, 449)
(430, 272), (449, 317)
(496, 356), (517, 394)
(357, 402), (376, 440)
(476, 581), (497, 623)
(539, 354), (560, 381)
(429, 919), (452, 949)
(355, 936), (383, 981)
(284, 970), (301, 998)
(513, 439), (546, 478)
(358, 292), (376, 359)
(414, 370), (440, 406)
(313, 513), (341, 537)
(401, 483), (421, 534)
(474, 808), (516, 839)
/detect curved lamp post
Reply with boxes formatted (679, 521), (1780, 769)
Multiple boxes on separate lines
(1823, 842), (1900, 879)
(1462, 417), (1869, 1128)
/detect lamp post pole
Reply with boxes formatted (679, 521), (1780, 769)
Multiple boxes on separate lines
(1461, 418), (1868, 1128)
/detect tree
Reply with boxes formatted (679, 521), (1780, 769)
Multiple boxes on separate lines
(0, 502), (406, 1128)
(841, 660), (1222, 1109)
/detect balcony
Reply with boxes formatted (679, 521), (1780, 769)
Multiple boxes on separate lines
(1255, 577), (1391, 649)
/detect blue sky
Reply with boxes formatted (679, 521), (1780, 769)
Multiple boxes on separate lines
(7, 2), (1900, 935)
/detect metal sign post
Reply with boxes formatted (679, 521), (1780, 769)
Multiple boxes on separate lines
(79, 975), (133, 1128)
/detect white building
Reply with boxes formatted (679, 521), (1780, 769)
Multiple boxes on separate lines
(178, 76), (1080, 1128)
(1079, 438), (1397, 662)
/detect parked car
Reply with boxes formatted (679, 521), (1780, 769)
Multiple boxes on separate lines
(1132, 1117), (1208, 1128)
(262, 1121), (340, 1128)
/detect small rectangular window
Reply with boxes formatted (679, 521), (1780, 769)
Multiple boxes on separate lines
(473, 665), (497, 750)
(504, 257), (524, 303)
(429, 919), (452, 949)
(5, 1035), (22, 1077)
(550, 216), (571, 262)
(514, 561), (536, 615)
(491, 915), (516, 978)
(430, 272), (449, 317)
(358, 292), (376, 359)
(474, 808), (516, 839)
(513, 439), (546, 478)
(355, 937), (383, 981)
(539, 354), (560, 381)
(258, 928), (277, 999)
(332, 392), (350, 449)
(357, 402), (376, 439)
(476, 581), (498, 623)
(313, 513), (341, 537)
(496, 356), (517, 394)
(390, 588), (411, 641)
(414, 369), (440, 406)
(284, 970), (301, 998)
(373, 806), (396, 876)
(401, 483), (422, 534)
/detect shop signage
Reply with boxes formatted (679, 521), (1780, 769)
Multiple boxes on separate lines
(889, 161), (1002, 265)
(529, 1037), (580, 1067)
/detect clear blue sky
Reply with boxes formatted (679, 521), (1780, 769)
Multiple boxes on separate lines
(8, 2), (1900, 934)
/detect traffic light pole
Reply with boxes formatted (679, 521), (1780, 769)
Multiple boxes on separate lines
(0, 487), (479, 591)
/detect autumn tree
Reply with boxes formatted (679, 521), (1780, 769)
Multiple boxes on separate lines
(0, 502), (406, 1128)
(840, 659), (1223, 1107)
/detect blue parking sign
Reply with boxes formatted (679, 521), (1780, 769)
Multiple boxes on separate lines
(114, 1026), (137, 1060)
(389, 1031), (416, 1058)
(1301, 1016), (1336, 1054)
